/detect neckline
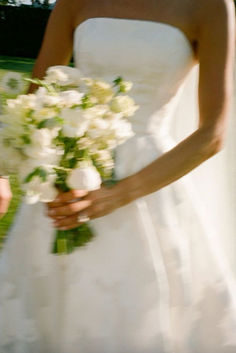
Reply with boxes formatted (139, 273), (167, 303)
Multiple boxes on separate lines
(74, 17), (195, 57)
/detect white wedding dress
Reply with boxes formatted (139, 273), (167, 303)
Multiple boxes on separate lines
(0, 17), (236, 353)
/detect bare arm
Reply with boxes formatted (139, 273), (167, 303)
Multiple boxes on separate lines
(28, 0), (75, 92)
(47, 0), (236, 229)
(120, 0), (235, 202)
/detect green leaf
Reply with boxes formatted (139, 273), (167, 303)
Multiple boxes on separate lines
(24, 167), (47, 183)
(68, 157), (77, 169)
(113, 76), (123, 86)
(37, 116), (63, 129)
(80, 94), (94, 109)
(118, 83), (127, 93)
(21, 134), (31, 144)
(24, 78), (44, 86)
(51, 223), (95, 254)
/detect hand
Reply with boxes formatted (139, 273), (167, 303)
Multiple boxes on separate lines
(47, 183), (129, 231)
(0, 178), (12, 219)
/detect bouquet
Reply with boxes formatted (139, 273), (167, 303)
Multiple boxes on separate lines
(0, 66), (139, 254)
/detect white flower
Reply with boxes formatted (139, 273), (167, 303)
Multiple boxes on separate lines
(1, 123), (25, 142)
(0, 72), (24, 95)
(59, 90), (83, 107)
(110, 118), (134, 143)
(89, 80), (114, 104)
(24, 146), (59, 164)
(77, 136), (93, 149)
(93, 150), (114, 171)
(61, 108), (88, 138)
(120, 81), (133, 92)
(17, 94), (37, 110)
(24, 175), (58, 204)
(87, 118), (110, 139)
(110, 95), (139, 117)
(4, 96), (33, 123)
(83, 105), (108, 120)
(31, 128), (55, 147)
(35, 87), (60, 108)
(23, 128), (59, 164)
(33, 107), (58, 122)
(45, 66), (83, 86)
(67, 166), (102, 191)
(18, 159), (60, 182)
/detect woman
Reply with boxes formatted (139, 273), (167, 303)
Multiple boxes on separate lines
(0, 0), (236, 352)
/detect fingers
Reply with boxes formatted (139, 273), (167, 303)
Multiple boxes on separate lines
(48, 189), (89, 207)
(0, 198), (10, 219)
(53, 202), (108, 230)
(53, 213), (81, 230)
(48, 199), (92, 218)
(0, 179), (12, 219)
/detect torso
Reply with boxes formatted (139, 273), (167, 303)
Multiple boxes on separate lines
(71, 0), (199, 59)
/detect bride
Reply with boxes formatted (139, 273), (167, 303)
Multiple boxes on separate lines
(0, 0), (236, 352)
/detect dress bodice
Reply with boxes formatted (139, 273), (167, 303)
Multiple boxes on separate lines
(73, 17), (196, 178)
(73, 17), (195, 136)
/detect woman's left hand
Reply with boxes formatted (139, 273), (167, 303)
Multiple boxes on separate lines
(47, 183), (129, 230)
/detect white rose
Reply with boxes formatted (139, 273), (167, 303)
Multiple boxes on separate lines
(110, 118), (134, 143)
(87, 118), (110, 139)
(24, 146), (59, 164)
(31, 128), (55, 147)
(18, 94), (37, 110)
(18, 159), (60, 182)
(61, 108), (88, 138)
(23, 128), (59, 162)
(34, 91), (60, 109)
(4, 98), (29, 123)
(67, 166), (102, 191)
(2, 123), (25, 143)
(83, 105), (108, 120)
(62, 124), (87, 138)
(59, 90), (83, 107)
(110, 95), (139, 117)
(89, 80), (114, 104)
(39, 176), (58, 203)
(24, 175), (58, 204)
(45, 66), (83, 86)
(33, 107), (57, 122)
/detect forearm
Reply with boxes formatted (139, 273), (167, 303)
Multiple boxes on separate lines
(118, 125), (224, 202)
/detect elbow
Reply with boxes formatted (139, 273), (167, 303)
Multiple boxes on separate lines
(210, 136), (225, 155)
(199, 124), (226, 158)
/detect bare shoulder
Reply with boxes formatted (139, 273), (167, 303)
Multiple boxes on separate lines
(69, 0), (88, 27)
(51, 0), (86, 29)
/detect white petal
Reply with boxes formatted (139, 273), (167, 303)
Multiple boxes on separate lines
(67, 166), (101, 191)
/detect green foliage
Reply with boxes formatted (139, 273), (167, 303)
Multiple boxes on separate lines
(24, 167), (48, 183)
(52, 224), (95, 254)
